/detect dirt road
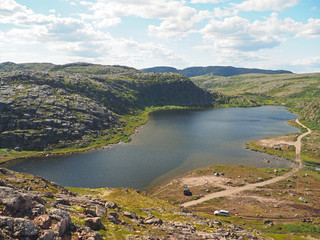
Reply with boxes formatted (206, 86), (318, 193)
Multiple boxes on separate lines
(182, 119), (312, 208)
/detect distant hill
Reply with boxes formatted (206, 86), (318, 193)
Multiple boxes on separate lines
(141, 66), (293, 77)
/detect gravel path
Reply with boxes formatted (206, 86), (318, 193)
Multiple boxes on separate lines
(182, 119), (312, 208)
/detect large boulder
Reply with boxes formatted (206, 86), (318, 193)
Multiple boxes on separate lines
(0, 216), (40, 239)
(13, 218), (41, 238)
(0, 187), (33, 217)
(47, 209), (72, 236)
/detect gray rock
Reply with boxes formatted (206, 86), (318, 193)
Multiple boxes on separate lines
(34, 214), (52, 229)
(107, 212), (120, 224)
(95, 205), (107, 217)
(76, 226), (103, 240)
(13, 218), (40, 238)
(145, 216), (163, 225)
(85, 217), (102, 230)
(39, 230), (58, 240)
(122, 211), (137, 219)
(0, 216), (14, 232)
(83, 208), (97, 217)
(47, 209), (71, 236)
(299, 197), (308, 203)
(105, 201), (118, 210)
(0, 187), (33, 217)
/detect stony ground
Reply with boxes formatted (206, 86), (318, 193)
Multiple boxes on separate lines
(0, 168), (270, 239)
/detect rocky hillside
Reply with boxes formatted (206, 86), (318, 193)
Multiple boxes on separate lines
(0, 168), (268, 239)
(141, 66), (292, 77)
(0, 62), (228, 153)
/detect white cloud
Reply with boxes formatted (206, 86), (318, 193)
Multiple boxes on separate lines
(232, 0), (300, 12)
(292, 56), (320, 67)
(0, 0), (190, 68)
(81, 0), (210, 38)
(190, 0), (228, 3)
(295, 18), (320, 39)
(0, 0), (318, 72)
(200, 16), (284, 51)
(200, 12), (320, 54)
(0, 0), (57, 26)
(148, 10), (210, 38)
(195, 44), (270, 67)
(213, 7), (238, 18)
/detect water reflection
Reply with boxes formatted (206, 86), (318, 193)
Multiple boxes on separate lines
(6, 106), (299, 189)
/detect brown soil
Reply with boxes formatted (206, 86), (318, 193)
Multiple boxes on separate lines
(181, 119), (312, 208)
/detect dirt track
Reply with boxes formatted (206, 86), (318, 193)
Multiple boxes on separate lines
(182, 119), (312, 208)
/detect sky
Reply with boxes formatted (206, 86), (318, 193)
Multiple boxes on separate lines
(0, 0), (319, 73)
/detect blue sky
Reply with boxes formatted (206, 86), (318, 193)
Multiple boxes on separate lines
(0, 0), (319, 73)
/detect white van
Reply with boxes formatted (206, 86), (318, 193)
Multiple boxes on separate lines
(214, 210), (229, 216)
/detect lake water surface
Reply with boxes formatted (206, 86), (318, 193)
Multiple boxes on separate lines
(6, 106), (299, 190)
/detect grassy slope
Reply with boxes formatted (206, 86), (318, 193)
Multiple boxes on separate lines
(191, 73), (320, 166)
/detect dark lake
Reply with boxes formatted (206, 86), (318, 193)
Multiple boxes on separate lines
(6, 106), (299, 190)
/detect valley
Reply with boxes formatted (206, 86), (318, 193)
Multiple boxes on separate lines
(0, 63), (319, 239)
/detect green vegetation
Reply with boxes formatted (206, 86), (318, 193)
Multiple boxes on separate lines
(191, 73), (320, 130)
(191, 72), (320, 167)
(1, 62), (260, 162)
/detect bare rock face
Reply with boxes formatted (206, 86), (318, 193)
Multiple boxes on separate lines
(0, 77), (120, 151)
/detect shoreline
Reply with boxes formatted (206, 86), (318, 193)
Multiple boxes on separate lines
(2, 105), (311, 193)
(1, 104), (287, 164)
(0, 105), (198, 165)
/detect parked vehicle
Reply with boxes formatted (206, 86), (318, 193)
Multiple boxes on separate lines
(214, 210), (229, 216)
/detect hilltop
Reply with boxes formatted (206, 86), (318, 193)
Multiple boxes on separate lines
(141, 66), (292, 77)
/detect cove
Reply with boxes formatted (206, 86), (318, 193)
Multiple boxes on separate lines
(6, 106), (299, 190)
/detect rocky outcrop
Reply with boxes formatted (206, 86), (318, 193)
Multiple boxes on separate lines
(0, 73), (120, 151)
(0, 168), (268, 240)
(0, 63), (221, 151)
